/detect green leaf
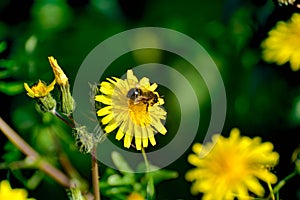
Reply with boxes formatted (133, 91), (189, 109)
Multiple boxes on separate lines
(0, 60), (16, 70)
(107, 174), (135, 186)
(104, 186), (132, 195)
(0, 70), (10, 79)
(0, 41), (6, 53)
(0, 81), (24, 95)
(150, 168), (178, 185)
(2, 142), (22, 163)
(146, 176), (155, 200)
(111, 151), (134, 173)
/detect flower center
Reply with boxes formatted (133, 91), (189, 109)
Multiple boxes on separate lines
(212, 149), (247, 184)
(128, 101), (151, 126)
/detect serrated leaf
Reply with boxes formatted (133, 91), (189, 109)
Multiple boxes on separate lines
(0, 81), (24, 95)
(111, 151), (134, 173)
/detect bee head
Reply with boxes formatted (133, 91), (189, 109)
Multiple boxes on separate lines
(127, 88), (143, 100)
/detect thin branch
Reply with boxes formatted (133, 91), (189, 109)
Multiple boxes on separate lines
(0, 117), (71, 188)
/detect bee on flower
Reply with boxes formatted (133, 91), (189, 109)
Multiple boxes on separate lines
(95, 69), (167, 150)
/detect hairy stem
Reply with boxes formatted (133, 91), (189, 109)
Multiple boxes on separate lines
(91, 146), (100, 200)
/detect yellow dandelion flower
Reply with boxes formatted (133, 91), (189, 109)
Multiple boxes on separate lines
(261, 13), (300, 71)
(95, 69), (167, 150)
(185, 128), (279, 200)
(0, 180), (35, 200)
(24, 80), (56, 98)
(48, 56), (68, 86)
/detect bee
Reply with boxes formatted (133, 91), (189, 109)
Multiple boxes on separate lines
(127, 87), (159, 111)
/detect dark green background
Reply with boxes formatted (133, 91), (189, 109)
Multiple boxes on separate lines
(1, 0), (300, 199)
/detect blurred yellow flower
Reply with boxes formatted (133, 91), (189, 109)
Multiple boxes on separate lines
(0, 180), (35, 200)
(48, 56), (68, 86)
(127, 192), (145, 200)
(24, 80), (56, 98)
(95, 69), (167, 150)
(185, 128), (279, 200)
(261, 13), (300, 71)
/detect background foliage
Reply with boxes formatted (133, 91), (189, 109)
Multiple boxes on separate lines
(1, 0), (300, 199)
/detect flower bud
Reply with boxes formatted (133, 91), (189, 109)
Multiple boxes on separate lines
(48, 56), (75, 115)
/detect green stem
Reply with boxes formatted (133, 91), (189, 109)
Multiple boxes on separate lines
(267, 182), (275, 200)
(141, 148), (150, 172)
(52, 109), (75, 128)
(141, 148), (154, 200)
(272, 170), (297, 197)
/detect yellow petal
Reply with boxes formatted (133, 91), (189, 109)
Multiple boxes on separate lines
(142, 128), (148, 148)
(139, 77), (150, 88)
(134, 125), (142, 150)
(24, 83), (35, 98)
(97, 106), (112, 116)
(100, 82), (114, 95)
(135, 137), (142, 150)
(48, 56), (68, 85)
(147, 128), (156, 146)
(101, 113), (114, 125)
(192, 143), (202, 154)
(244, 177), (264, 197)
(95, 95), (112, 105)
(127, 70), (138, 82)
(124, 133), (133, 148)
(152, 119), (167, 134)
(149, 83), (158, 91)
(104, 122), (119, 133)
(187, 154), (202, 166)
(116, 128), (125, 140)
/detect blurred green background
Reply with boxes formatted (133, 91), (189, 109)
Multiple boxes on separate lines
(1, 0), (300, 199)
